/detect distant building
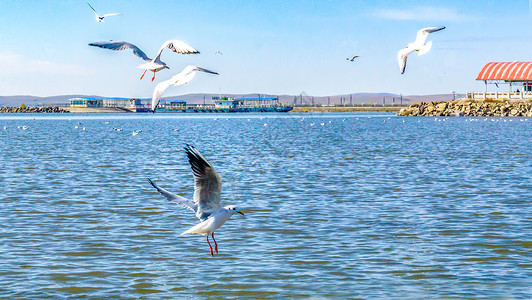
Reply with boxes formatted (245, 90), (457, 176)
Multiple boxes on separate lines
(69, 98), (102, 107)
(170, 100), (186, 108)
(471, 62), (532, 100)
(213, 97), (280, 109)
(69, 97), (150, 109)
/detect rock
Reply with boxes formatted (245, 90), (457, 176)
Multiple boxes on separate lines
(436, 103), (447, 111)
(396, 99), (532, 117)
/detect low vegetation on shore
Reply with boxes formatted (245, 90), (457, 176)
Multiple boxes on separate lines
(0, 106), (69, 113)
(397, 99), (532, 117)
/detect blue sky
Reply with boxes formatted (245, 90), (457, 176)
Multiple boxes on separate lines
(0, 0), (531, 97)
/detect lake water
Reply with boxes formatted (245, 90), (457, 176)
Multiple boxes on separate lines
(0, 113), (530, 298)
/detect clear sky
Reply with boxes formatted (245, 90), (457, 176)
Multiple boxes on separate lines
(1, 0), (531, 97)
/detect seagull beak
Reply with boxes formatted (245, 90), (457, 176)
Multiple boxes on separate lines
(165, 66), (170, 69)
(237, 211), (244, 216)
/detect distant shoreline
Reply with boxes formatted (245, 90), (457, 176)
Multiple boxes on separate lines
(290, 106), (403, 113)
(0, 106), (404, 113)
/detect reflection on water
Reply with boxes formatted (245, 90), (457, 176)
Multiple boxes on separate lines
(0, 113), (530, 298)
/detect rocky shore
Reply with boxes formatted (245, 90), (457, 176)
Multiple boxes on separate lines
(0, 106), (69, 113)
(397, 99), (532, 117)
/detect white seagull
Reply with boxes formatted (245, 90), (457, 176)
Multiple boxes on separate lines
(87, 3), (121, 23)
(151, 65), (218, 112)
(148, 145), (244, 257)
(89, 40), (200, 81)
(397, 26), (445, 74)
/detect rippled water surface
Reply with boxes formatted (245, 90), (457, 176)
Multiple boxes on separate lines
(0, 113), (530, 298)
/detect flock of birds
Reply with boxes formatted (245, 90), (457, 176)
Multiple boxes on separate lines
(86, 3), (446, 116)
(86, 3), (219, 113)
(80, 4), (449, 257)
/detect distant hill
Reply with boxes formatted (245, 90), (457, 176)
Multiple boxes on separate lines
(0, 93), (464, 107)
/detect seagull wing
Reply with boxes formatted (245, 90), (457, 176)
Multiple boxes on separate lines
(414, 26), (445, 46)
(89, 41), (152, 62)
(170, 66), (219, 87)
(151, 78), (174, 111)
(101, 13), (121, 18)
(153, 40), (200, 62)
(151, 67), (218, 111)
(87, 3), (100, 18)
(398, 47), (413, 74)
(148, 178), (197, 212)
(184, 145), (222, 219)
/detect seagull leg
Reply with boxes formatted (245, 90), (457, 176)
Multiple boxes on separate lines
(151, 71), (156, 82)
(212, 233), (218, 254)
(140, 69), (147, 80)
(206, 236), (214, 257)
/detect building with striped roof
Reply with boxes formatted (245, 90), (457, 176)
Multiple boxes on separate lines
(472, 62), (532, 100)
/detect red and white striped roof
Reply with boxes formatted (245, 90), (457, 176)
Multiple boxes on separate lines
(477, 62), (532, 81)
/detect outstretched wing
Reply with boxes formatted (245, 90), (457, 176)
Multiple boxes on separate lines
(184, 145), (222, 217)
(148, 178), (196, 212)
(151, 78), (174, 111)
(101, 13), (121, 18)
(87, 2), (100, 18)
(89, 41), (152, 62)
(415, 26), (445, 45)
(153, 40), (200, 62)
(397, 47), (412, 74)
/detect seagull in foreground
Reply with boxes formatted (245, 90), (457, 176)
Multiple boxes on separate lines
(87, 3), (121, 23)
(151, 65), (218, 112)
(347, 55), (359, 61)
(148, 145), (244, 257)
(397, 26), (445, 74)
(89, 40), (200, 81)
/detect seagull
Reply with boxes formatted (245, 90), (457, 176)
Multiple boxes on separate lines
(347, 55), (359, 61)
(148, 145), (244, 257)
(151, 65), (218, 112)
(214, 51), (223, 55)
(87, 3), (121, 23)
(397, 26), (445, 74)
(89, 40), (200, 81)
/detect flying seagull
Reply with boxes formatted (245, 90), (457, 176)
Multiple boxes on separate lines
(148, 145), (244, 257)
(397, 26), (445, 74)
(215, 51), (223, 55)
(89, 40), (200, 81)
(87, 3), (121, 23)
(150, 65), (218, 112)
(347, 55), (359, 61)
